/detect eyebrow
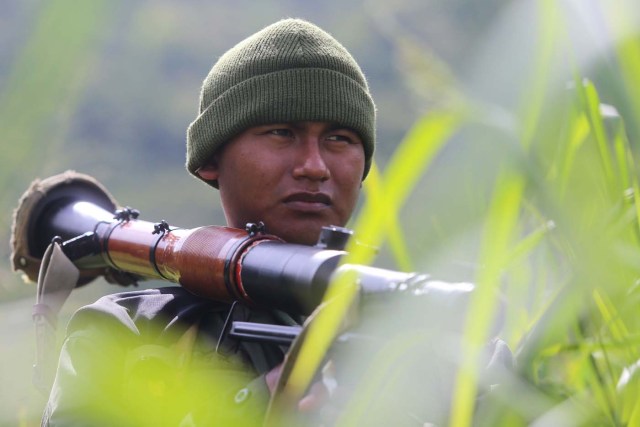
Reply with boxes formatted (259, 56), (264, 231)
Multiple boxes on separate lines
(270, 121), (360, 137)
(326, 122), (356, 132)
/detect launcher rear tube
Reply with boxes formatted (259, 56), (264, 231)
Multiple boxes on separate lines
(99, 221), (277, 303)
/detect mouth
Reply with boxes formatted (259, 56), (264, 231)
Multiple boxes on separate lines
(283, 192), (332, 212)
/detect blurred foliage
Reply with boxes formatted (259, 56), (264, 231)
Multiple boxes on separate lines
(2, 0), (640, 425)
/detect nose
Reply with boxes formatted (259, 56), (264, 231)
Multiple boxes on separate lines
(292, 139), (330, 182)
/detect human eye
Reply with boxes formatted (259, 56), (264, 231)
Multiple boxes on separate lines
(326, 129), (361, 146)
(265, 127), (293, 138)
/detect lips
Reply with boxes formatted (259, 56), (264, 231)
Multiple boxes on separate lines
(283, 192), (332, 211)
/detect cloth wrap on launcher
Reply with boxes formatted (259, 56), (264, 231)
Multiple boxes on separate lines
(10, 171), (121, 393)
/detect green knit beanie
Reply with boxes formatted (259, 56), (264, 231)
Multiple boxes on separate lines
(186, 18), (376, 187)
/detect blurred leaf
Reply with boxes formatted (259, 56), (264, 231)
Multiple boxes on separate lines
(450, 167), (525, 427)
(356, 109), (465, 263)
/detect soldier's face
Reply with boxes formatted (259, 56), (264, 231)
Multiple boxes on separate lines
(197, 121), (365, 246)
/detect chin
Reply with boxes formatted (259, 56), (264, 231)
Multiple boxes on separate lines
(268, 216), (338, 246)
(283, 234), (319, 246)
(277, 228), (321, 246)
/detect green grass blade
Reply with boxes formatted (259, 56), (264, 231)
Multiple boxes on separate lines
(557, 111), (590, 196)
(519, 0), (564, 150)
(584, 82), (616, 185)
(504, 220), (555, 270)
(361, 163), (414, 271)
(603, 1), (640, 141)
(449, 168), (525, 427)
(355, 109), (465, 263)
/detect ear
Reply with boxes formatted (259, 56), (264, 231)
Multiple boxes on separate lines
(196, 162), (219, 181)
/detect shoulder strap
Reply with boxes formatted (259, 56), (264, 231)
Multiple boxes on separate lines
(33, 241), (79, 394)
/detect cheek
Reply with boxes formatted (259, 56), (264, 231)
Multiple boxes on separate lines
(343, 180), (362, 212)
(333, 163), (364, 211)
(218, 154), (286, 213)
(336, 153), (365, 190)
(222, 154), (277, 187)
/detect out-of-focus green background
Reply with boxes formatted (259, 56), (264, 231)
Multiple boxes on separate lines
(1, 0), (638, 425)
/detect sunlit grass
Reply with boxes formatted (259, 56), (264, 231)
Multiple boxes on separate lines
(450, 168), (525, 427)
(283, 1), (640, 426)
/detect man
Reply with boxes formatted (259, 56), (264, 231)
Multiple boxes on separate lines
(42, 18), (375, 426)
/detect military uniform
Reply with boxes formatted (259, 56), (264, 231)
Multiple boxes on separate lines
(42, 287), (295, 426)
